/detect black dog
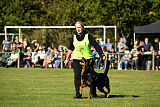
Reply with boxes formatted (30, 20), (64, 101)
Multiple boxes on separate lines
(80, 57), (110, 99)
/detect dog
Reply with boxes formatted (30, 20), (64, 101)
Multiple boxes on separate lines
(80, 57), (110, 99)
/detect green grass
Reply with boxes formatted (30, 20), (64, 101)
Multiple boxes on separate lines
(0, 68), (160, 107)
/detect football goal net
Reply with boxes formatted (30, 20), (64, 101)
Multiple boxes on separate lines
(4, 26), (117, 50)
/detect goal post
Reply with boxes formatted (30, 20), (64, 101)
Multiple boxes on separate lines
(4, 25), (117, 51)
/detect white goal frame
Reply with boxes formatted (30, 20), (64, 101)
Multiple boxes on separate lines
(5, 26), (117, 51)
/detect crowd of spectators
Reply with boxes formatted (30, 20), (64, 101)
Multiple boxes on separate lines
(0, 36), (69, 69)
(94, 37), (160, 70)
(0, 35), (160, 70)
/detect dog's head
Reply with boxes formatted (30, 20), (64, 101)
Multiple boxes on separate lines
(82, 57), (94, 73)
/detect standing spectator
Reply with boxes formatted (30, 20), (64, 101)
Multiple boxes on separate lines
(23, 47), (32, 68)
(117, 37), (127, 63)
(23, 38), (30, 52)
(137, 41), (144, 51)
(3, 36), (12, 51)
(145, 47), (153, 70)
(153, 38), (160, 52)
(2, 40), (5, 50)
(96, 39), (103, 48)
(143, 37), (152, 52)
(31, 39), (40, 52)
(130, 43), (139, 70)
(143, 38), (153, 70)
(153, 38), (160, 70)
(42, 40), (52, 52)
(14, 36), (22, 50)
(6, 50), (18, 67)
(99, 38), (104, 47)
(122, 36), (127, 45)
(105, 38), (113, 52)
(119, 51), (130, 70)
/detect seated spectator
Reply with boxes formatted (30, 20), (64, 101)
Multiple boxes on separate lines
(94, 50), (100, 69)
(99, 46), (107, 70)
(108, 48), (117, 69)
(11, 44), (19, 53)
(105, 38), (113, 52)
(23, 47), (32, 68)
(31, 39), (40, 52)
(91, 47), (96, 61)
(3, 36), (12, 52)
(119, 51), (130, 70)
(53, 48), (61, 69)
(138, 47), (147, 70)
(6, 50), (18, 67)
(0, 48), (10, 67)
(42, 47), (54, 68)
(64, 49), (72, 69)
(36, 46), (45, 67)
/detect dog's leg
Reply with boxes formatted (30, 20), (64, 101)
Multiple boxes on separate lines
(107, 88), (110, 98)
(79, 84), (86, 94)
(97, 86), (108, 98)
(88, 87), (93, 99)
(105, 83), (110, 98)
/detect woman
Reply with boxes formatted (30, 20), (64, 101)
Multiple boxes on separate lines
(65, 21), (104, 99)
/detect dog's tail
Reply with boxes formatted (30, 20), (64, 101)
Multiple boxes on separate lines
(104, 60), (110, 75)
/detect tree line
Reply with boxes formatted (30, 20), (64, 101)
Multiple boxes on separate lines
(0, 0), (160, 48)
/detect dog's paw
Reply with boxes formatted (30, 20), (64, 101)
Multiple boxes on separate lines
(107, 94), (110, 98)
(88, 95), (91, 99)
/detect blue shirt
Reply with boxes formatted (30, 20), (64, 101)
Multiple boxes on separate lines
(98, 43), (103, 47)
(143, 42), (152, 51)
(105, 43), (112, 52)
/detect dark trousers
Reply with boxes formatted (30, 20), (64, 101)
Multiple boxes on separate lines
(73, 59), (96, 96)
(37, 59), (44, 66)
(73, 59), (82, 96)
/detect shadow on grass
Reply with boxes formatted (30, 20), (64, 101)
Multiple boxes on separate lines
(80, 95), (139, 99)
(98, 94), (139, 98)
(109, 95), (139, 98)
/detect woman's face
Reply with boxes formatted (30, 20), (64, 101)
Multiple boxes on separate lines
(75, 23), (83, 35)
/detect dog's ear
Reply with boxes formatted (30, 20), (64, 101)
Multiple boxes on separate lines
(82, 57), (86, 63)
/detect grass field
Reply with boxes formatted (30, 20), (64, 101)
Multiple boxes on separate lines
(0, 68), (160, 107)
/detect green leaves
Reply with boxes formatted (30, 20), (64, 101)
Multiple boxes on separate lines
(1, 0), (160, 48)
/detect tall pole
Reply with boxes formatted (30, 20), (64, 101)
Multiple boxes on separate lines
(5, 27), (7, 40)
(115, 26), (117, 52)
(19, 28), (21, 41)
(103, 26), (106, 44)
